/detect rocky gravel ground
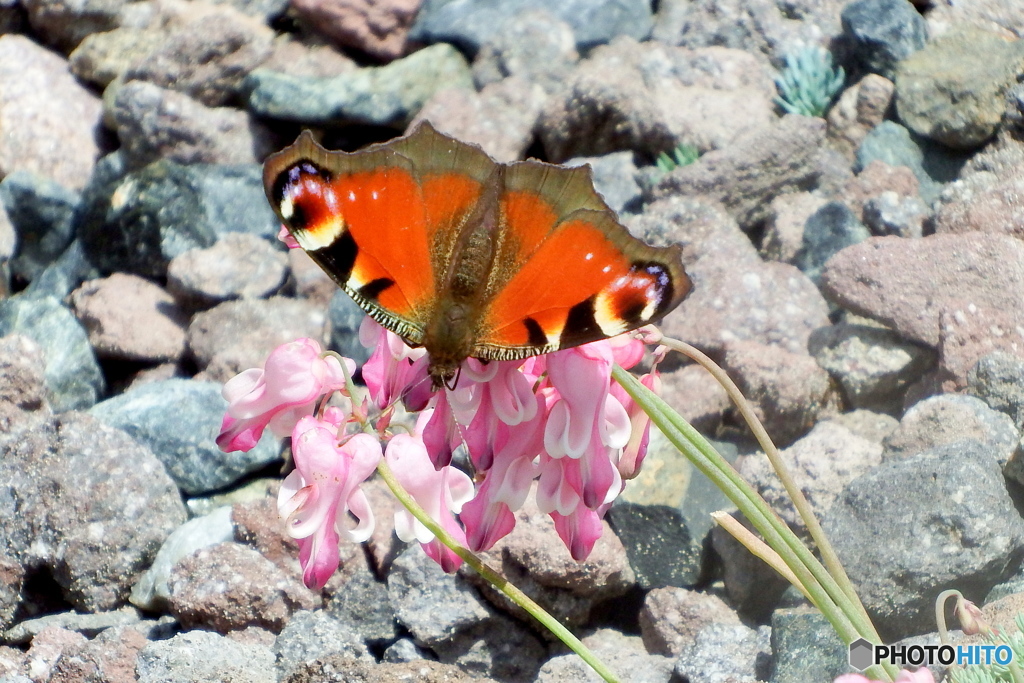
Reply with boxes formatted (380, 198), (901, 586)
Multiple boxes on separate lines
(3, 0), (1024, 681)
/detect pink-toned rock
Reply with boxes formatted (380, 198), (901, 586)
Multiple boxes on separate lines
(467, 491), (635, 628)
(722, 341), (837, 446)
(737, 420), (882, 533)
(0, 645), (26, 677)
(926, 0), (1024, 39)
(827, 74), (896, 159)
(0, 334), (47, 412)
(70, 273), (188, 363)
(820, 233), (1024, 348)
(934, 169), (1024, 241)
(541, 37), (776, 161)
(20, 627), (88, 683)
(167, 233), (288, 307)
(761, 191), (828, 263)
(639, 587), (741, 657)
(289, 0), (421, 61)
(167, 542), (320, 633)
(187, 296), (328, 382)
(259, 35), (357, 78)
(48, 626), (148, 683)
(410, 76), (546, 162)
(658, 362), (731, 436)
(938, 302), (1024, 391)
(841, 160), (920, 220)
(0, 35), (102, 191)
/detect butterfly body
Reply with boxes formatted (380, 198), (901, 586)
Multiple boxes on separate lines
(264, 123), (691, 387)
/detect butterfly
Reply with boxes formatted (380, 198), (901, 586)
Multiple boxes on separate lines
(263, 123), (691, 388)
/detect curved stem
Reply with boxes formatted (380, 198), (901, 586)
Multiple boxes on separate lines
(375, 458), (620, 683)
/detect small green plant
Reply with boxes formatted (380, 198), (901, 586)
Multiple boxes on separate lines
(656, 142), (700, 174)
(774, 45), (846, 117)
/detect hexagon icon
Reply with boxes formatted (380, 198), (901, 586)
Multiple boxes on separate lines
(849, 638), (874, 671)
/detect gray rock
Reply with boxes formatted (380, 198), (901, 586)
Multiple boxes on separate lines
(606, 502), (703, 590)
(0, 171), (79, 284)
(89, 379), (281, 495)
(796, 201), (870, 286)
(130, 506), (234, 610)
(539, 629), (672, 682)
(245, 43), (473, 127)
(167, 233), (288, 308)
(809, 322), (935, 414)
(325, 569), (397, 643)
(823, 441), (1024, 640)
(23, 241), (99, 301)
(855, 121), (968, 205)
(273, 610), (372, 680)
(328, 290), (371, 366)
(675, 622), (771, 683)
(841, 0), (927, 80)
(768, 608), (847, 683)
(471, 9), (578, 94)
(2, 606), (140, 645)
(969, 351), (1024, 430)
(382, 637), (429, 663)
(410, 0), (653, 54)
(78, 159), (280, 279)
(862, 191), (928, 238)
(895, 28), (1024, 149)
(566, 152), (642, 217)
(0, 295), (104, 411)
(136, 630), (276, 683)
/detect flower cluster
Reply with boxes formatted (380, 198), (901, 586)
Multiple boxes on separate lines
(218, 320), (661, 589)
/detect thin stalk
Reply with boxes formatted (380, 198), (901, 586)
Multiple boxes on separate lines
(657, 339), (876, 631)
(711, 511), (809, 602)
(375, 458), (620, 683)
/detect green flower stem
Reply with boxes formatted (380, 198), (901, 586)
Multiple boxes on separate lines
(612, 365), (896, 682)
(660, 339), (870, 624)
(375, 458), (621, 683)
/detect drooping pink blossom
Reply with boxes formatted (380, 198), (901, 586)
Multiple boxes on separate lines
(359, 318), (432, 412)
(610, 370), (661, 480)
(217, 338), (352, 452)
(278, 417), (382, 589)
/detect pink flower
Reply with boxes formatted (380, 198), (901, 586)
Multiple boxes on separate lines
(278, 416), (382, 589)
(359, 318), (432, 412)
(277, 225), (300, 249)
(610, 370), (660, 480)
(217, 339), (352, 452)
(834, 669), (934, 683)
(385, 422), (475, 573)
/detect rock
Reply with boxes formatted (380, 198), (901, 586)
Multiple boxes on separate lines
(660, 0), (845, 64)
(0, 35), (103, 191)
(841, 159), (921, 220)
(69, 273), (189, 362)
(937, 301), (1024, 391)
(820, 233), (1024, 348)
(282, 656), (483, 682)
(895, 28), (1024, 149)
(674, 622), (771, 683)
(540, 630), (674, 682)
(410, 76), (546, 163)
(167, 542), (319, 633)
(809, 321), (935, 413)
(121, 1), (274, 107)
(110, 81), (275, 168)
(653, 115), (827, 231)
(655, 362), (731, 435)
(245, 43), (473, 126)
(470, 9), (578, 94)
(565, 151), (642, 218)
(826, 73), (896, 160)
(934, 160), (1024, 242)
(639, 588), (741, 657)
(70, 26), (162, 89)
(187, 297), (328, 383)
(0, 171), (79, 285)
(862, 191), (928, 238)
(78, 160), (280, 278)
(258, 35), (357, 79)
(167, 233), (288, 307)
(795, 201), (870, 286)
(969, 351), (1024, 430)
(737, 421), (883, 535)
(469, 494), (635, 628)
(883, 394), (1021, 478)
(89, 379), (282, 495)
(273, 610), (372, 680)
(288, 0), (421, 61)
(3, 606), (141, 645)
(924, 0), (1024, 44)
(21, 0), (148, 53)
(840, 0), (927, 80)
(0, 295), (105, 411)
(327, 290), (371, 366)
(136, 630), (276, 683)
(410, 0), (653, 54)
(324, 570), (398, 643)
(24, 240), (101, 301)
(541, 38), (776, 162)
(722, 341), (835, 446)
(769, 608), (848, 683)
(0, 411), (186, 614)
(855, 121), (968, 205)
(38, 623), (150, 683)
(761, 192), (828, 264)
(823, 441), (1024, 640)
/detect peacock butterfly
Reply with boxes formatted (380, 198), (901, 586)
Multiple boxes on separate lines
(263, 123), (691, 387)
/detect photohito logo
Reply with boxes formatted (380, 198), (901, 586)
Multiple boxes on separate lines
(848, 638), (1014, 670)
